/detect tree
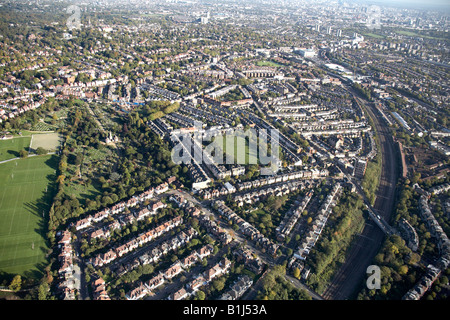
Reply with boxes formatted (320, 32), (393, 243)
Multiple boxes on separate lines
(36, 147), (48, 155)
(38, 282), (49, 300)
(212, 278), (225, 292)
(407, 252), (421, 265)
(262, 265), (286, 289)
(196, 290), (206, 300)
(398, 265), (408, 276)
(293, 267), (301, 279)
(19, 149), (28, 158)
(9, 275), (22, 292)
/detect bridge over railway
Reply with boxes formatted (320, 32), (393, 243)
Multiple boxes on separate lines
(349, 176), (399, 236)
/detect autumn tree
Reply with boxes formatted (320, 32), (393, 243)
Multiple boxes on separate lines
(9, 275), (22, 292)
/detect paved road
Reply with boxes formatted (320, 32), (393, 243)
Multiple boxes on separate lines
(285, 275), (324, 300)
(321, 92), (399, 300)
(174, 190), (323, 300)
(240, 268), (270, 300)
(73, 239), (89, 300)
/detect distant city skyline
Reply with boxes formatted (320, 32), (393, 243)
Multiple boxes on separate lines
(353, 0), (450, 9)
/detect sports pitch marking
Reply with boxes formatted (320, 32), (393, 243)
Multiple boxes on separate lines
(0, 155), (57, 276)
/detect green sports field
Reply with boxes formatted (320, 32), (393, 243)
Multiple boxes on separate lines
(256, 60), (283, 67)
(0, 137), (31, 162)
(0, 154), (57, 278)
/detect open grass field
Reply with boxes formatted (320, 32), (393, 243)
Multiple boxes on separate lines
(30, 132), (61, 152)
(62, 144), (111, 205)
(395, 29), (447, 40)
(217, 135), (259, 165)
(0, 137), (31, 162)
(256, 60), (283, 68)
(0, 154), (57, 278)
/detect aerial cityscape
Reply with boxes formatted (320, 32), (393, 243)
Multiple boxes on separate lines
(0, 0), (448, 306)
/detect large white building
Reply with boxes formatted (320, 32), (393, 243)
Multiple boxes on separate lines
(298, 49), (317, 58)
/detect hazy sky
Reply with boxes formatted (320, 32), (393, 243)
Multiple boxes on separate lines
(357, 0), (450, 9)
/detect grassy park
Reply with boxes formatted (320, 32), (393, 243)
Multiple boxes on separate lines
(256, 60), (283, 67)
(0, 131), (60, 163)
(0, 154), (58, 278)
(394, 29), (447, 40)
(217, 134), (259, 165)
(0, 137), (31, 162)
(30, 132), (60, 152)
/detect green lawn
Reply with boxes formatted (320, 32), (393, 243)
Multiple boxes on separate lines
(256, 60), (283, 68)
(63, 178), (101, 206)
(62, 145), (109, 205)
(0, 137), (31, 162)
(395, 30), (447, 40)
(219, 135), (259, 165)
(0, 155), (57, 278)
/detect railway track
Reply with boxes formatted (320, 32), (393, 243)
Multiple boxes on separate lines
(322, 92), (400, 300)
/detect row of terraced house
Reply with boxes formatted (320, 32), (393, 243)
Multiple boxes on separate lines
(56, 230), (76, 300)
(198, 169), (328, 200)
(71, 179), (174, 232)
(88, 215), (183, 268)
(293, 183), (342, 262)
(276, 190), (314, 241)
(53, 178), (176, 300)
(116, 227), (198, 277)
(125, 244), (215, 300)
(403, 187), (450, 300)
(169, 257), (232, 300)
(234, 180), (309, 208)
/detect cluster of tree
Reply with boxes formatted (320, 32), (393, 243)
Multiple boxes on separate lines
(257, 265), (311, 300)
(0, 97), (60, 132)
(305, 191), (366, 294)
(358, 180), (449, 300)
(392, 183), (440, 258)
(218, 88), (246, 102)
(429, 195), (450, 237)
(35, 147), (49, 155)
(140, 100), (180, 121)
(353, 83), (373, 101)
(394, 128), (429, 149)
(228, 192), (295, 241)
(357, 235), (422, 300)
(259, 90), (282, 101)
(46, 100), (193, 248)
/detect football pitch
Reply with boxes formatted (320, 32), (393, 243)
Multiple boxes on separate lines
(30, 132), (61, 152)
(0, 154), (57, 278)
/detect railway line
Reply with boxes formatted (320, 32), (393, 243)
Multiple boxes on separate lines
(322, 90), (400, 300)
